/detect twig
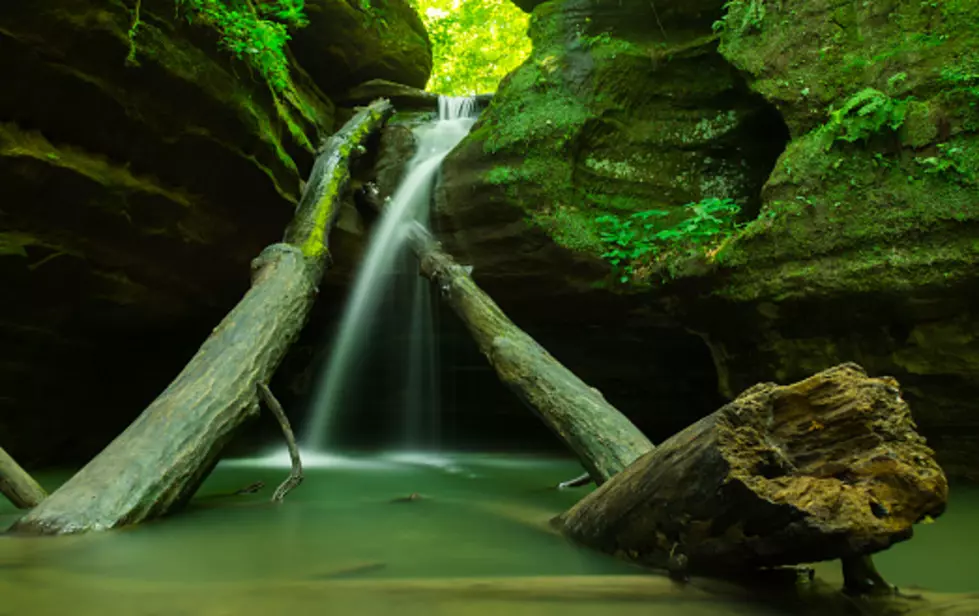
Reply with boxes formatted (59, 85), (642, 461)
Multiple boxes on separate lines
(257, 382), (303, 502)
(649, 1), (667, 41)
(557, 472), (593, 489)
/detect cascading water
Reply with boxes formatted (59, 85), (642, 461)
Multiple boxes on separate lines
(301, 96), (478, 453)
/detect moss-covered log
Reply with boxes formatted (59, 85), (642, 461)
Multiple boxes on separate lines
(0, 446), (47, 509)
(406, 223), (653, 483)
(558, 363), (948, 577)
(9, 99), (394, 535)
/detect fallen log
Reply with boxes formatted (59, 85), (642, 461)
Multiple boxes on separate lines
(406, 225), (944, 592)
(9, 99), (394, 535)
(405, 222), (653, 484)
(557, 363), (948, 580)
(0, 446), (46, 509)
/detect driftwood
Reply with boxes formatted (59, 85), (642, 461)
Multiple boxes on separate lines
(405, 223), (652, 484)
(257, 383), (303, 502)
(9, 99), (394, 535)
(0, 446), (46, 509)
(558, 364), (948, 580)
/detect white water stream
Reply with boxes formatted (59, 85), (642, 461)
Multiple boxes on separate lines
(301, 96), (478, 453)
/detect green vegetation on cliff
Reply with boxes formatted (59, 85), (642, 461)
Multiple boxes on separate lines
(129, 0), (307, 96)
(126, 0), (320, 150)
(410, 0), (530, 94)
(175, 0), (307, 93)
(707, 0), (979, 300)
(597, 198), (742, 282)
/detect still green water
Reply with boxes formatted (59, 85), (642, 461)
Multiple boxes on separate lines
(1, 453), (977, 615)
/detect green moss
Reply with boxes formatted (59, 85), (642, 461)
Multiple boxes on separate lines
(0, 232), (35, 258)
(718, 0), (979, 133)
(174, 0), (307, 94)
(640, 0), (979, 306)
(298, 105), (389, 260)
(0, 123), (195, 209)
(122, 0), (326, 157)
(902, 100), (940, 147)
(482, 62), (590, 155)
(530, 206), (605, 254)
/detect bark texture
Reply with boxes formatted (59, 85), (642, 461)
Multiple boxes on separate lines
(0, 446), (47, 509)
(9, 100), (393, 535)
(406, 223), (653, 483)
(558, 363), (948, 573)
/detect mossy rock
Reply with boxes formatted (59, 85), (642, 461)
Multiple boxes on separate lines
(291, 0), (432, 95)
(0, 0), (420, 468)
(703, 0), (979, 299)
(656, 0), (979, 479)
(436, 0), (787, 293)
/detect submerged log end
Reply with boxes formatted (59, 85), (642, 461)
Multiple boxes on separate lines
(560, 362), (948, 573)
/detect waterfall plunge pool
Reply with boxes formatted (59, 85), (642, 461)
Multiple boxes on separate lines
(1, 453), (978, 615)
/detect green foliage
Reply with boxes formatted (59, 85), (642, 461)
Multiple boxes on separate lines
(410, 0), (531, 95)
(176, 0), (307, 94)
(596, 198), (742, 282)
(126, 0), (143, 67)
(531, 207), (605, 254)
(941, 62), (979, 107)
(713, 0), (766, 34)
(574, 19), (612, 49)
(916, 142), (978, 184)
(818, 88), (911, 149)
(841, 33), (947, 76)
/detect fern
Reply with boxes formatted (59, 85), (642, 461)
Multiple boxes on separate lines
(597, 198), (742, 282)
(820, 88), (911, 149)
(176, 0), (307, 94)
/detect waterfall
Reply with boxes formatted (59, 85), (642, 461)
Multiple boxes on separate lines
(301, 96), (478, 452)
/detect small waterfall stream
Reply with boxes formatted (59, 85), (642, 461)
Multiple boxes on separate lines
(301, 96), (478, 453)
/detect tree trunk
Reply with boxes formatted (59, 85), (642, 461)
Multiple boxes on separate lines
(557, 363), (948, 575)
(405, 223), (653, 484)
(0, 446), (46, 509)
(9, 99), (394, 535)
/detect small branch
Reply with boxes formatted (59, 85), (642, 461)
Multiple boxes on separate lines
(257, 382), (303, 502)
(649, 1), (667, 41)
(0, 446), (47, 509)
(557, 472), (593, 489)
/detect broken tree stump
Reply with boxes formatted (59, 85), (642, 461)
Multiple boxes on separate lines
(405, 222), (653, 484)
(0, 446), (46, 509)
(558, 363), (948, 577)
(9, 99), (394, 535)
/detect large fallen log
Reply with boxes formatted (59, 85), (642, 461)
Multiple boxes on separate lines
(405, 223), (653, 484)
(9, 99), (394, 535)
(557, 363), (948, 579)
(406, 225), (945, 592)
(0, 446), (47, 509)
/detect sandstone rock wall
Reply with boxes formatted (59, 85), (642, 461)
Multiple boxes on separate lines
(0, 0), (432, 466)
(434, 0), (979, 479)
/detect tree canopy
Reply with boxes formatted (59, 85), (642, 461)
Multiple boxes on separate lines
(410, 0), (531, 95)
